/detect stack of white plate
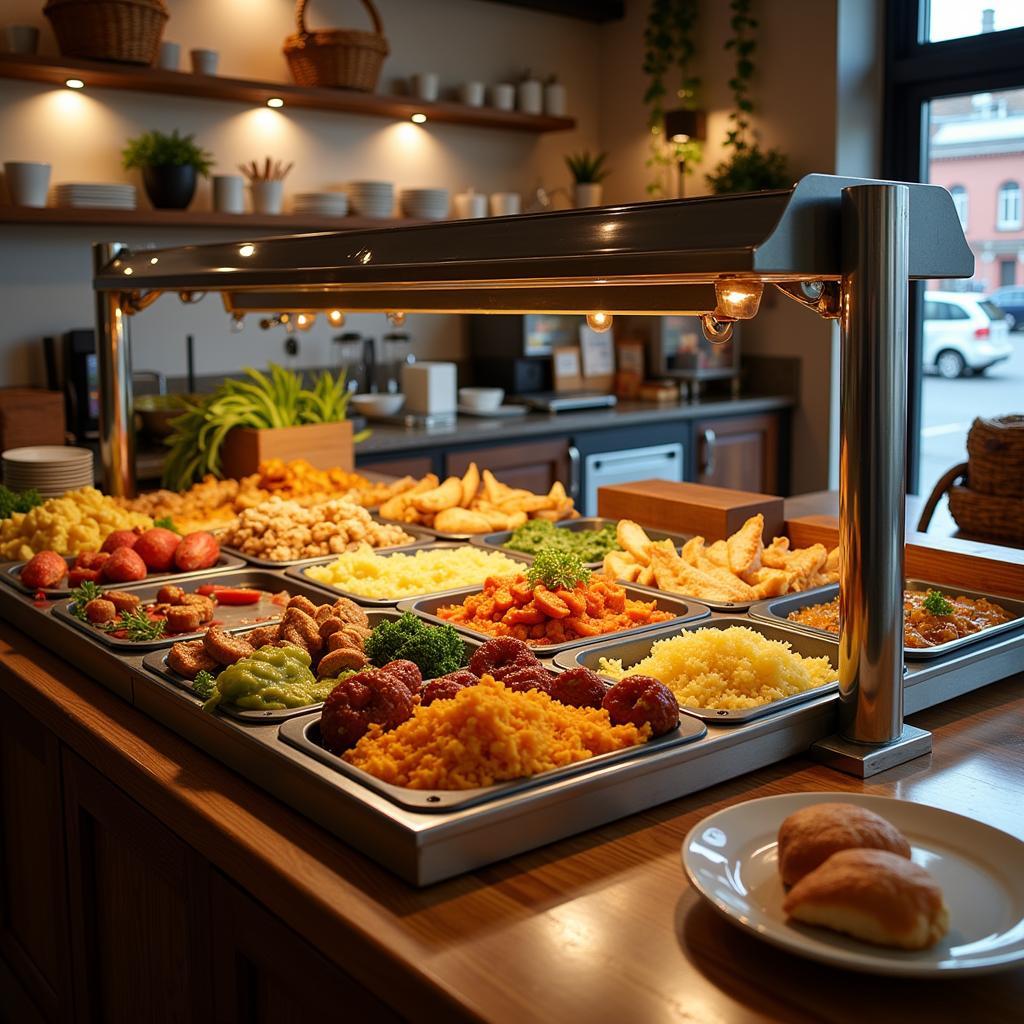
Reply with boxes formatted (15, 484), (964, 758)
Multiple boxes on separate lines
(292, 191), (349, 217)
(346, 180), (394, 218)
(2, 446), (94, 497)
(400, 188), (450, 220)
(54, 183), (137, 210)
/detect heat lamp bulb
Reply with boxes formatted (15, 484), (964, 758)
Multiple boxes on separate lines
(586, 312), (613, 333)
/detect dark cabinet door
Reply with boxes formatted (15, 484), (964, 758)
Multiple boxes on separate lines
(0, 689), (70, 1023)
(446, 439), (570, 495)
(61, 750), (213, 1024)
(209, 874), (403, 1024)
(693, 413), (781, 494)
(356, 453), (436, 479)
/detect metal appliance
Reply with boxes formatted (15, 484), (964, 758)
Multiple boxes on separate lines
(582, 443), (683, 516)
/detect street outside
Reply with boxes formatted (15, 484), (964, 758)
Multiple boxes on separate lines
(918, 328), (1024, 531)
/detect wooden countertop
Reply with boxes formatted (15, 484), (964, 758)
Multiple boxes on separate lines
(2, 621), (1022, 1022)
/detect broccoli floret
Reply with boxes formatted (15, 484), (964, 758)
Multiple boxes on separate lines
(365, 612), (465, 679)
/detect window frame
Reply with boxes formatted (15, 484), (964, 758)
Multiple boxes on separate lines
(949, 184), (968, 228)
(996, 181), (1022, 230)
(883, 2), (1024, 492)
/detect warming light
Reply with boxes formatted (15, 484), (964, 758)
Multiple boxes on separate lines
(267, 97), (284, 108)
(230, 312), (245, 332)
(149, 256), (159, 264)
(586, 311), (612, 333)
(295, 313), (315, 330)
(714, 280), (764, 320)
(387, 311), (406, 326)
(123, 267), (133, 275)
(411, 112), (427, 124)
(65, 78), (84, 89)
(327, 309), (345, 326)
(238, 244), (256, 258)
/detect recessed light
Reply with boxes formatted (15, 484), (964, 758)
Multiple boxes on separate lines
(411, 112), (427, 124)
(267, 97), (284, 108)
(238, 244), (255, 258)
(65, 78), (84, 89)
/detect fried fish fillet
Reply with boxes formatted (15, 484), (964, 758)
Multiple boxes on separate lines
(727, 513), (764, 576)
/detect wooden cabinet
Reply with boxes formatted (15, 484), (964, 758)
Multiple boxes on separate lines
(693, 412), (782, 494)
(356, 453), (436, 479)
(446, 438), (570, 496)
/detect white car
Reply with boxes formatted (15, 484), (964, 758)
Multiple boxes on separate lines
(924, 292), (1013, 379)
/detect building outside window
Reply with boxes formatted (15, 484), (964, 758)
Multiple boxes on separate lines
(997, 180), (1022, 229)
(950, 184), (969, 227)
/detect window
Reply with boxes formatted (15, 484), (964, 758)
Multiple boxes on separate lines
(999, 259), (1017, 285)
(923, 0), (1024, 41)
(950, 185), (969, 227)
(997, 182), (1022, 229)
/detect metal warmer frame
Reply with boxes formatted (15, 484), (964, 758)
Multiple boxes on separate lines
(90, 173), (974, 768)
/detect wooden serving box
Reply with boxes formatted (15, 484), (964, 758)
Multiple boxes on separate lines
(597, 479), (785, 541)
(219, 421), (353, 479)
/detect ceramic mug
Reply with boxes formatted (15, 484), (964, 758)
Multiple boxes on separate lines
(190, 48), (219, 75)
(4, 25), (39, 55)
(410, 72), (439, 102)
(489, 192), (521, 217)
(453, 190), (487, 218)
(490, 83), (515, 111)
(459, 81), (485, 107)
(158, 40), (180, 70)
(250, 180), (283, 215)
(544, 81), (566, 117)
(213, 174), (244, 214)
(4, 161), (51, 208)
(517, 79), (542, 115)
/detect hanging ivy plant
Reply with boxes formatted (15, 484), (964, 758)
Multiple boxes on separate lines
(705, 0), (790, 195)
(643, 0), (702, 197)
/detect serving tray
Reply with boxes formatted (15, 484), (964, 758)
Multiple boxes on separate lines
(554, 616), (840, 724)
(749, 579), (1024, 660)
(400, 584), (710, 657)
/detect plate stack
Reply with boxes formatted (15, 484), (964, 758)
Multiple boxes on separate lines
(54, 183), (137, 210)
(292, 192), (349, 218)
(2, 446), (94, 497)
(346, 181), (394, 218)
(400, 188), (450, 220)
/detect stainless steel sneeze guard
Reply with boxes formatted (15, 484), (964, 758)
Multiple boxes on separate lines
(90, 173), (974, 761)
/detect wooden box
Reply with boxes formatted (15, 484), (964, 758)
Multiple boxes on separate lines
(0, 388), (66, 450)
(597, 479), (785, 541)
(219, 421), (353, 480)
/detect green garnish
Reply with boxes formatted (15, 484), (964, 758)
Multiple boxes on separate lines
(503, 519), (620, 562)
(364, 612), (465, 679)
(192, 669), (217, 699)
(923, 589), (954, 616)
(526, 549), (591, 590)
(70, 580), (103, 621)
(0, 484), (43, 519)
(153, 515), (179, 533)
(106, 607), (166, 642)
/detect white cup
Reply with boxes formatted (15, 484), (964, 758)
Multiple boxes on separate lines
(410, 71), (439, 102)
(213, 174), (244, 214)
(517, 79), (542, 115)
(190, 48), (219, 75)
(250, 180), (283, 215)
(4, 25), (39, 55)
(490, 83), (515, 111)
(489, 192), (521, 217)
(459, 81), (484, 107)
(4, 161), (51, 208)
(158, 40), (180, 70)
(453, 190), (487, 219)
(544, 81), (566, 117)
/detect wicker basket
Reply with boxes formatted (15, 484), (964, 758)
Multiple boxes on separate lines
(966, 414), (1024, 497)
(44, 0), (168, 65)
(283, 0), (388, 92)
(949, 481), (1024, 545)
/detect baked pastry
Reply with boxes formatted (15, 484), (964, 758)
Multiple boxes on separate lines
(782, 848), (949, 950)
(777, 802), (912, 886)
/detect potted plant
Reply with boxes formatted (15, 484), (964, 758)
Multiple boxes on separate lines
(122, 129), (213, 210)
(566, 151), (610, 208)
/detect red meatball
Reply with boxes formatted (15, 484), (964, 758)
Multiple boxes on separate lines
(420, 669), (479, 705)
(498, 664), (554, 695)
(20, 550), (68, 590)
(602, 675), (679, 737)
(549, 666), (606, 709)
(379, 659), (423, 692)
(319, 669), (416, 754)
(469, 636), (538, 679)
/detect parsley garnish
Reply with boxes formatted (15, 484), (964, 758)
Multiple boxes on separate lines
(192, 669), (217, 699)
(526, 549), (591, 590)
(106, 607), (166, 642)
(153, 516), (179, 533)
(70, 580), (103, 621)
(922, 589), (953, 616)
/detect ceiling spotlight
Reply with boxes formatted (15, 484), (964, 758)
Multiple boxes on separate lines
(411, 112), (427, 124)
(149, 256), (159, 265)
(65, 78), (84, 89)
(387, 311), (406, 326)
(295, 313), (315, 331)
(267, 97), (284, 108)
(238, 244), (255, 258)
(586, 311), (612, 333)
(327, 309), (345, 326)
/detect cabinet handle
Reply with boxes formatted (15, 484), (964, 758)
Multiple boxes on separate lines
(699, 428), (716, 477)
(567, 445), (581, 499)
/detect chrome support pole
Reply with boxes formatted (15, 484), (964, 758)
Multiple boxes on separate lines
(811, 183), (932, 776)
(93, 242), (136, 497)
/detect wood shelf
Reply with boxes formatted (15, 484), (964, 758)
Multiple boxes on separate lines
(0, 205), (420, 232)
(0, 54), (576, 133)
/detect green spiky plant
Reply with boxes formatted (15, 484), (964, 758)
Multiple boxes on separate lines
(122, 129), (214, 174)
(565, 150), (611, 185)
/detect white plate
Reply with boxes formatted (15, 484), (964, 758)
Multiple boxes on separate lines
(681, 791), (1024, 976)
(3, 445), (92, 464)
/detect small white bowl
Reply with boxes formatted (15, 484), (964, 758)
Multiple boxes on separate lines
(350, 392), (405, 418)
(458, 387), (505, 412)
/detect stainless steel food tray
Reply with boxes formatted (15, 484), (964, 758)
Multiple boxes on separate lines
(377, 516), (477, 542)
(0, 551), (247, 599)
(400, 585), (710, 657)
(288, 543), (532, 607)
(616, 578), (836, 614)
(279, 710), (707, 813)
(470, 516), (693, 570)
(220, 523), (434, 569)
(554, 616), (840, 724)
(749, 579), (1024, 660)
(139, 609), (482, 723)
